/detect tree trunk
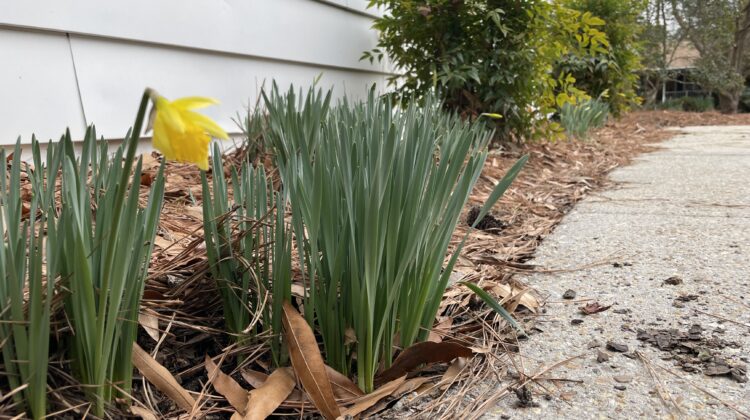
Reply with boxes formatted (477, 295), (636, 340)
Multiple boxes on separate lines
(718, 91), (740, 114)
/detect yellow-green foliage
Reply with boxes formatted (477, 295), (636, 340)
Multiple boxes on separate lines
(364, 0), (612, 140)
(558, 0), (645, 115)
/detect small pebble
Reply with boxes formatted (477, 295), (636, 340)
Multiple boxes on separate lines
(597, 350), (610, 363)
(563, 289), (577, 300)
(613, 374), (633, 383)
(606, 341), (629, 353)
(571, 318), (584, 325)
(614, 385), (627, 391)
(663, 276), (683, 285)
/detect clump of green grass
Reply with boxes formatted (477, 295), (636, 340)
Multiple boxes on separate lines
(264, 85), (526, 392)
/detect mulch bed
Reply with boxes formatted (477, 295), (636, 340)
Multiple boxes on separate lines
(6, 110), (750, 419)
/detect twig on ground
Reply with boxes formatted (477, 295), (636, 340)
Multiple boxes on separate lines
(635, 351), (683, 416)
(652, 359), (750, 419)
(694, 309), (750, 329)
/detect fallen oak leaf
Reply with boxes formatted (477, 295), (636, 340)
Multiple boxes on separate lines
(241, 365), (362, 402)
(427, 317), (453, 343)
(231, 367), (296, 420)
(325, 365), (364, 400)
(375, 341), (473, 386)
(338, 376), (407, 418)
(439, 356), (468, 390)
(282, 301), (341, 419)
(579, 302), (612, 315)
(240, 369), (269, 389)
(132, 343), (196, 414)
(205, 354), (248, 412)
(365, 377), (433, 417)
(138, 310), (160, 342)
(130, 406), (158, 420)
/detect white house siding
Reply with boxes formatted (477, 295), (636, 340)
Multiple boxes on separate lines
(0, 0), (391, 146)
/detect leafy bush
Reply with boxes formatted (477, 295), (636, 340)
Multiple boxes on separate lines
(560, 98), (609, 139)
(202, 143), (292, 365)
(264, 85), (526, 392)
(559, 0), (645, 115)
(364, 0), (609, 140)
(656, 96), (714, 112)
(680, 96), (714, 112)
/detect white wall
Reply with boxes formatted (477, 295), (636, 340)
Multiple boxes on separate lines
(0, 0), (392, 145)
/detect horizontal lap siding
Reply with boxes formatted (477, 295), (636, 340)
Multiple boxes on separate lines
(0, 0), (390, 144)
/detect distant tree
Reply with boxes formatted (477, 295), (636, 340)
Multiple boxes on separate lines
(670, 0), (750, 113)
(639, 0), (684, 105)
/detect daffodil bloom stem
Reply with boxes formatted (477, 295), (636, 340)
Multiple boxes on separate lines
(91, 90), (150, 415)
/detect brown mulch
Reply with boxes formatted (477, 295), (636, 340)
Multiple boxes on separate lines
(5, 110), (749, 419)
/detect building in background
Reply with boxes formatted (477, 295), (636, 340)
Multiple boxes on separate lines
(0, 0), (392, 147)
(640, 40), (709, 105)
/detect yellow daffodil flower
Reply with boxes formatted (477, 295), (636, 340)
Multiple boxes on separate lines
(150, 94), (228, 170)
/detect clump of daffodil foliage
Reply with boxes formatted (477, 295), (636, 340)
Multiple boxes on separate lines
(264, 84), (527, 392)
(0, 88), (228, 418)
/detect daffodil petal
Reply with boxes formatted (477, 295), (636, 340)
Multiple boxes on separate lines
(156, 97), (186, 133)
(186, 111), (229, 139)
(172, 127), (211, 169)
(171, 96), (220, 110)
(152, 116), (176, 159)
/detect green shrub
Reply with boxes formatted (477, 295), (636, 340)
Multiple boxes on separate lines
(201, 143), (292, 366)
(559, 0), (645, 115)
(560, 98), (609, 139)
(264, 85), (526, 392)
(656, 96), (714, 112)
(680, 96), (714, 112)
(364, 0), (609, 140)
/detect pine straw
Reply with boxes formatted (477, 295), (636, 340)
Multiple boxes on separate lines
(4, 110), (749, 419)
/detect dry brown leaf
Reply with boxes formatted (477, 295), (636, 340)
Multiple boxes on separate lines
(427, 317), (453, 343)
(375, 341), (473, 386)
(132, 343), (196, 413)
(338, 376), (406, 418)
(240, 369), (268, 389)
(205, 355), (248, 412)
(343, 327), (357, 346)
(290, 283), (306, 298)
(138, 311), (160, 342)
(241, 367), (296, 420)
(282, 301), (341, 419)
(153, 235), (174, 250)
(182, 205), (204, 220)
(243, 365), (362, 403)
(490, 282), (539, 313)
(130, 406), (158, 420)
(439, 357), (467, 390)
(365, 377), (433, 417)
(579, 301), (611, 315)
(325, 365), (364, 400)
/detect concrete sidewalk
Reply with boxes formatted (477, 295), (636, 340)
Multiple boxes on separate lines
(489, 126), (750, 419)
